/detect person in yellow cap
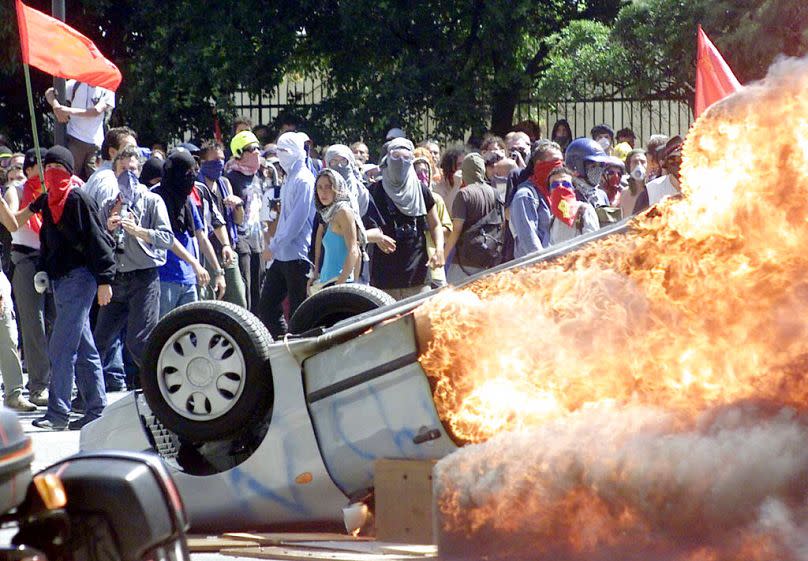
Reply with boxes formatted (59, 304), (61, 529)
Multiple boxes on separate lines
(225, 130), (264, 312)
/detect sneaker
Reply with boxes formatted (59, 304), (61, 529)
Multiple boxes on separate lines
(71, 396), (85, 415)
(29, 389), (49, 407)
(5, 394), (38, 412)
(68, 415), (98, 431)
(32, 417), (68, 431)
(104, 378), (126, 392)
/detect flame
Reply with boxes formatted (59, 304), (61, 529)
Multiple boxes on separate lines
(418, 55), (808, 560)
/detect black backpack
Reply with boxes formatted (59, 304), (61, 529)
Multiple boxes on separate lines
(456, 197), (506, 271)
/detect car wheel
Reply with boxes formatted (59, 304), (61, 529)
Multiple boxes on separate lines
(141, 301), (273, 443)
(288, 284), (396, 334)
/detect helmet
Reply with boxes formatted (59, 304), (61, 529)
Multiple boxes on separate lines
(564, 138), (612, 176)
(230, 130), (260, 158)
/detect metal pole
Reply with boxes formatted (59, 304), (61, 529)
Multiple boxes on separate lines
(52, 0), (67, 147)
(23, 64), (45, 190)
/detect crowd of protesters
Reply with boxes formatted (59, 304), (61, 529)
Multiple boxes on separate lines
(0, 78), (686, 430)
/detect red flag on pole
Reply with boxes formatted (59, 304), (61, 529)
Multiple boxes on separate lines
(15, 0), (122, 91)
(695, 25), (742, 118)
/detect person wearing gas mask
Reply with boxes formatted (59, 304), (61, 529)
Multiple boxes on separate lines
(7, 146), (116, 430)
(93, 146), (173, 391)
(590, 124), (616, 156)
(226, 131), (264, 311)
(257, 131), (315, 337)
(633, 135), (684, 214)
(621, 149), (648, 217)
(363, 138), (444, 300)
(153, 150), (225, 317)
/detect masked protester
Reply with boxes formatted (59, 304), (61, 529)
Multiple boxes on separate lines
(633, 136), (684, 214)
(324, 144), (370, 217)
(621, 149), (648, 217)
(226, 131), (264, 311)
(591, 124), (615, 155)
(92, 146), (173, 391)
(153, 150), (225, 317)
(2, 148), (50, 406)
(363, 138), (445, 300)
(257, 131), (315, 338)
(508, 143), (564, 258)
(6, 146), (116, 430)
(599, 158), (626, 207)
(198, 140), (246, 308)
(546, 166), (599, 246)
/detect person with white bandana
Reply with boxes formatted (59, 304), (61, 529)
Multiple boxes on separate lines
(257, 132), (315, 337)
(363, 138), (445, 300)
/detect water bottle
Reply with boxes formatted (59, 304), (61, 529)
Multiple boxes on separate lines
(115, 203), (129, 253)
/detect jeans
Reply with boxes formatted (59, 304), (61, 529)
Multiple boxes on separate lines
(94, 268), (160, 384)
(447, 263), (485, 286)
(0, 272), (24, 398)
(47, 267), (106, 423)
(257, 259), (310, 338)
(249, 251), (262, 315)
(67, 135), (98, 182)
(11, 251), (50, 393)
(159, 281), (197, 318)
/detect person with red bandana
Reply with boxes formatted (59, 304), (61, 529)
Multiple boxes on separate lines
(545, 166), (599, 246)
(8, 146), (116, 430)
(508, 141), (564, 258)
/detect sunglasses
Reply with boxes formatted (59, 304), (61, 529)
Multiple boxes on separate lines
(603, 169), (621, 176)
(550, 180), (573, 190)
(241, 145), (259, 154)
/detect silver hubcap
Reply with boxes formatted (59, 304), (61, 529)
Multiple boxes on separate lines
(157, 324), (246, 421)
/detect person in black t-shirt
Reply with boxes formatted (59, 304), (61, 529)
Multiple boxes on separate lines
(363, 138), (444, 300)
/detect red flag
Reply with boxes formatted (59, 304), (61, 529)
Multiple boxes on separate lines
(15, 0), (122, 91)
(695, 25), (742, 118)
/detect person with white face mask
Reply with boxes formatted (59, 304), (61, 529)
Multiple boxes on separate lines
(363, 138), (445, 300)
(621, 149), (648, 217)
(590, 124), (615, 156)
(257, 132), (316, 338)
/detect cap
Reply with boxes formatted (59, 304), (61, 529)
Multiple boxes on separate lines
(385, 127), (406, 141)
(659, 135), (684, 161)
(43, 145), (75, 175)
(230, 131), (260, 158)
(177, 142), (200, 154)
(23, 148), (46, 172)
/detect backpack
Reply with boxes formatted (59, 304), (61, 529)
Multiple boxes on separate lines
(456, 197), (506, 271)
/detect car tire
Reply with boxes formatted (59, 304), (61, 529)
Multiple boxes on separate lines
(288, 284), (396, 334)
(141, 301), (273, 443)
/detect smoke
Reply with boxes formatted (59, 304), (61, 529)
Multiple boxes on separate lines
(435, 403), (808, 561)
(427, 54), (808, 561)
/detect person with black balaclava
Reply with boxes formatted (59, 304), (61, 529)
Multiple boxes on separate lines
(4, 146), (116, 430)
(153, 150), (225, 317)
(364, 137), (444, 300)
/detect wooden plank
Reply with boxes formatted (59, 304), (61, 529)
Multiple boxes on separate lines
(379, 545), (437, 556)
(219, 546), (433, 561)
(187, 536), (259, 552)
(374, 459), (436, 545)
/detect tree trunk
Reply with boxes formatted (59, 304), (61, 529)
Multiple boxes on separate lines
(490, 89), (519, 136)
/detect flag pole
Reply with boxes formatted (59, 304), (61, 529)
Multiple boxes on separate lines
(22, 62), (45, 189)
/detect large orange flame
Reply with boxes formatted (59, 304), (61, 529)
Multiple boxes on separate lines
(419, 56), (808, 560)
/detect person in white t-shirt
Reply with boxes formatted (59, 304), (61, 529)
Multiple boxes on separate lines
(633, 135), (684, 213)
(45, 82), (115, 181)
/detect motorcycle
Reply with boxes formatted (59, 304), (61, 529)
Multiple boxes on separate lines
(0, 408), (190, 561)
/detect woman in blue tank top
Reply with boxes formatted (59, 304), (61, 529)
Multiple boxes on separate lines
(310, 170), (365, 291)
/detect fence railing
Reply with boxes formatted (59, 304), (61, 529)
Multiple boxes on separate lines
(233, 76), (694, 147)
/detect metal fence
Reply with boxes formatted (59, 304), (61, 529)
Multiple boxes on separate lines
(233, 75), (694, 146)
(514, 97), (694, 146)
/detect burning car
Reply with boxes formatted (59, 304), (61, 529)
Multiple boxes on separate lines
(84, 54), (808, 559)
